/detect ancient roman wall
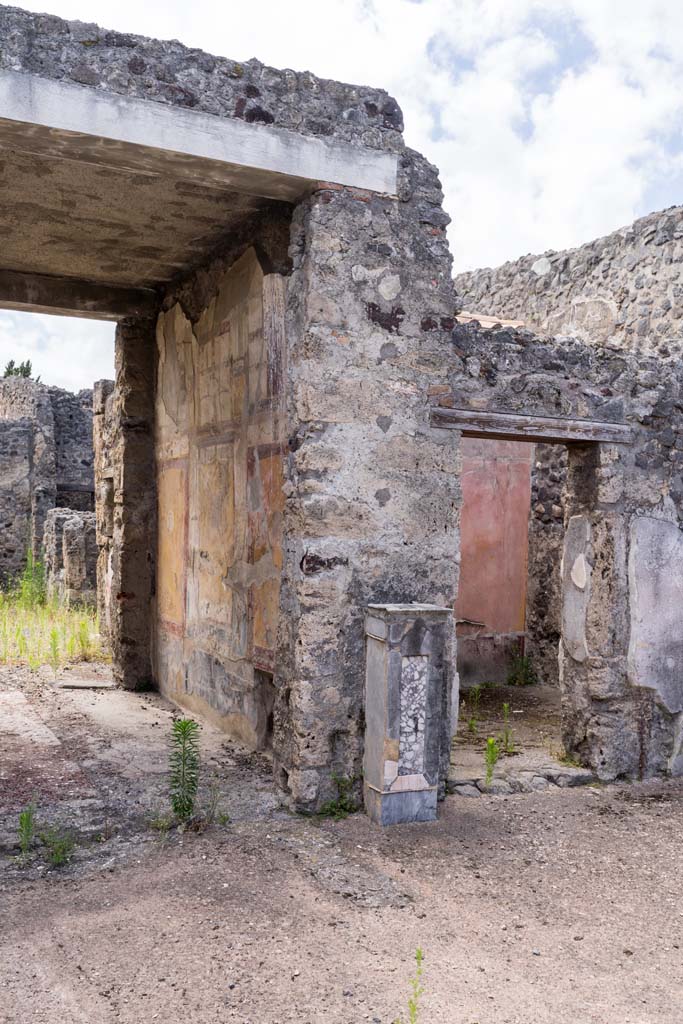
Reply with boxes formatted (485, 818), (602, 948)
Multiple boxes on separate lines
(0, 378), (96, 582)
(456, 437), (533, 686)
(2, 8), (460, 809)
(49, 388), (95, 510)
(526, 444), (567, 685)
(0, 379), (57, 568)
(454, 206), (683, 690)
(453, 205), (683, 356)
(154, 247), (287, 748)
(277, 158), (460, 809)
(93, 379), (116, 637)
(434, 319), (683, 780)
(0, 419), (32, 584)
(44, 507), (97, 605)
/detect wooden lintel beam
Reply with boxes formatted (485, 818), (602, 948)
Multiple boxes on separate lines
(0, 269), (159, 321)
(430, 406), (633, 445)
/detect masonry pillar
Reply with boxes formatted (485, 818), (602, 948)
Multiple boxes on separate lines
(364, 604), (453, 825)
(560, 442), (683, 779)
(275, 162), (460, 812)
(110, 318), (156, 690)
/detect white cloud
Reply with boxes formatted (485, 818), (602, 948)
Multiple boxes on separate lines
(6, 0), (683, 385)
(0, 312), (114, 391)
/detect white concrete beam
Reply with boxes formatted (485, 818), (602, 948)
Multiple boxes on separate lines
(0, 269), (158, 320)
(0, 71), (398, 201)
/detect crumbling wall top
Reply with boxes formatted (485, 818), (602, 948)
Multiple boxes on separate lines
(0, 4), (404, 152)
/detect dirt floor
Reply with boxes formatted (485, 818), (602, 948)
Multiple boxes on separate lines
(2, 666), (682, 1024)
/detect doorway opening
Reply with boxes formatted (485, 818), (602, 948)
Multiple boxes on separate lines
(451, 434), (570, 792)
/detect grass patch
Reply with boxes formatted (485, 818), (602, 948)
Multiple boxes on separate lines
(0, 591), (106, 670)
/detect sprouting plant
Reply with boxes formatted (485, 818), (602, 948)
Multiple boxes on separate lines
(507, 653), (537, 687)
(77, 618), (91, 661)
(39, 827), (75, 867)
(149, 812), (174, 835)
(501, 702), (514, 754)
(466, 683), (483, 734)
(170, 718), (201, 821)
(394, 948), (425, 1024)
(17, 800), (36, 859)
(317, 773), (359, 820)
(484, 736), (500, 785)
(49, 627), (60, 673)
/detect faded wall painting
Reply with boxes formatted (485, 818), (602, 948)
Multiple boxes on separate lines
(154, 248), (286, 746)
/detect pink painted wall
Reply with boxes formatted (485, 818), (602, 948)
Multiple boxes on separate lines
(456, 437), (534, 635)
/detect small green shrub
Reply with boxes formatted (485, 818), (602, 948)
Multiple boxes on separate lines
(40, 827), (75, 867)
(317, 773), (359, 820)
(394, 948), (425, 1024)
(507, 654), (537, 686)
(17, 801), (36, 859)
(484, 736), (500, 785)
(170, 718), (201, 821)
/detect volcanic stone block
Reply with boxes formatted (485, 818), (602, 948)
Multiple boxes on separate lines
(363, 604), (452, 826)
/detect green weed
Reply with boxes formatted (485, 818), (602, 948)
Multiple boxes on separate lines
(394, 948), (425, 1024)
(317, 773), (359, 820)
(40, 827), (75, 867)
(507, 654), (537, 687)
(170, 718), (201, 821)
(500, 702), (514, 754)
(17, 801), (36, 859)
(484, 736), (500, 785)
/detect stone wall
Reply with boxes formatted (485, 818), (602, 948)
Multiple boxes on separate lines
(44, 507), (97, 605)
(0, 6), (404, 153)
(0, 378), (56, 573)
(453, 206), (683, 691)
(14, 7), (683, 807)
(154, 247), (287, 748)
(453, 205), (683, 357)
(0, 377), (96, 583)
(93, 379), (116, 638)
(0, 418), (32, 584)
(456, 437), (533, 686)
(526, 444), (567, 686)
(434, 319), (683, 781)
(49, 388), (94, 509)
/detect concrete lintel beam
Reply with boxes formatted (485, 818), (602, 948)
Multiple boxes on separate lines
(0, 269), (158, 321)
(0, 71), (398, 201)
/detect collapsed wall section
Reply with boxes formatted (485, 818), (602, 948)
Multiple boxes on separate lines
(44, 507), (97, 605)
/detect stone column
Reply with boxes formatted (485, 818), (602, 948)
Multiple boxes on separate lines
(110, 319), (156, 690)
(363, 604), (453, 825)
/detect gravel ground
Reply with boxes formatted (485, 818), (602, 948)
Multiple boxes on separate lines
(2, 665), (682, 1023)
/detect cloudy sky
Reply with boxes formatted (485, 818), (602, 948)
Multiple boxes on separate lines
(3, 0), (683, 390)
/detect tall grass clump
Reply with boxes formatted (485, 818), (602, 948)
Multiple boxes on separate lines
(0, 549), (106, 670)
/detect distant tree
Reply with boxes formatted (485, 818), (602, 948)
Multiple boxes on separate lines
(3, 359), (40, 382)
